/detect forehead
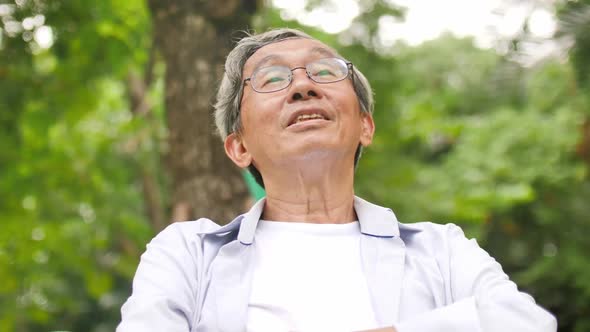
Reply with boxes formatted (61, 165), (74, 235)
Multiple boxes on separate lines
(243, 38), (338, 74)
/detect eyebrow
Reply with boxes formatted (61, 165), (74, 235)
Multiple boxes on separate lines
(310, 46), (336, 58)
(251, 46), (337, 70)
(251, 55), (281, 72)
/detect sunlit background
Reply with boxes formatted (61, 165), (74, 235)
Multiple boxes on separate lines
(1, 0), (589, 331)
(275, 0), (555, 43)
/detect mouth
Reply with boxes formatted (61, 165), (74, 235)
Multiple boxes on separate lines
(287, 109), (330, 127)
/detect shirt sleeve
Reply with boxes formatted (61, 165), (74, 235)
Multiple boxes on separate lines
(394, 224), (557, 332)
(117, 223), (199, 332)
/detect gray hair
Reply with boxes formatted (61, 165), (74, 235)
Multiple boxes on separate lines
(214, 28), (375, 187)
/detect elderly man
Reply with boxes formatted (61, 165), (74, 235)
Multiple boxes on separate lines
(117, 28), (557, 332)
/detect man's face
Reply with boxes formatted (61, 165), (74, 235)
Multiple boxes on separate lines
(224, 37), (374, 175)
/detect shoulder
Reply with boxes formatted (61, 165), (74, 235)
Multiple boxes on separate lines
(145, 218), (238, 258)
(398, 221), (475, 256)
(132, 218), (236, 286)
(169, 218), (223, 235)
(399, 221), (467, 240)
(150, 218), (222, 244)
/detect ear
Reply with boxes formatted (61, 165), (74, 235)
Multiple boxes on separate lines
(359, 112), (375, 147)
(224, 132), (252, 168)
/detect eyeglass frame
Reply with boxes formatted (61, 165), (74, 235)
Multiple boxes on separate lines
(242, 57), (354, 94)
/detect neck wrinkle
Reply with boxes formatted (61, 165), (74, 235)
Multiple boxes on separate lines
(258, 149), (358, 223)
(262, 192), (357, 224)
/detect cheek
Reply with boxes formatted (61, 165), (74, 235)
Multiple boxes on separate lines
(243, 97), (282, 128)
(331, 83), (360, 113)
(336, 95), (362, 120)
(242, 109), (274, 136)
(240, 106), (279, 148)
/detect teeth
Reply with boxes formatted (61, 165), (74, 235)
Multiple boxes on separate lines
(295, 114), (325, 123)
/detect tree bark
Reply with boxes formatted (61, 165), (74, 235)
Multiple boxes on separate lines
(148, 0), (258, 225)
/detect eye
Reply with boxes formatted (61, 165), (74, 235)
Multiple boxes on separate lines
(316, 69), (334, 76)
(308, 59), (346, 80)
(253, 66), (289, 90)
(311, 66), (338, 79)
(266, 76), (286, 84)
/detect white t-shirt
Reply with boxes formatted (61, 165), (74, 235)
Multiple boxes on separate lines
(246, 220), (378, 332)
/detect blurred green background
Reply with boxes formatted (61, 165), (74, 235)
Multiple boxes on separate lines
(1, 0), (589, 331)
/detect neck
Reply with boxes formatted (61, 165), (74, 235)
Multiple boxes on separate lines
(261, 163), (357, 223)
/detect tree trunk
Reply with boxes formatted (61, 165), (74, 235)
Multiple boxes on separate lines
(148, 0), (258, 226)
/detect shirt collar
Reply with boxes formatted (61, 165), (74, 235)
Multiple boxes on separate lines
(193, 199), (266, 238)
(353, 196), (399, 238)
(236, 197), (265, 244)
(232, 196), (421, 244)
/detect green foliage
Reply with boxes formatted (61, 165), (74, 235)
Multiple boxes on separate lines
(0, 0), (156, 330)
(557, 0), (590, 94)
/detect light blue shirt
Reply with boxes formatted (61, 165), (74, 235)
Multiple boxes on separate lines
(117, 196), (557, 332)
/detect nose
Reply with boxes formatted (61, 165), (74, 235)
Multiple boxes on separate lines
(288, 67), (320, 102)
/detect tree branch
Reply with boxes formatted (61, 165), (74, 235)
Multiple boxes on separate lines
(125, 41), (167, 232)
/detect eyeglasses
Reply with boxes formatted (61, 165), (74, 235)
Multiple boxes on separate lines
(243, 57), (353, 93)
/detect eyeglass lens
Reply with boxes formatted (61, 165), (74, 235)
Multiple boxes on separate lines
(250, 58), (349, 93)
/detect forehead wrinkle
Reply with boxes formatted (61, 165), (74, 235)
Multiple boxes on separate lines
(310, 46), (337, 58)
(249, 54), (281, 74)
(246, 42), (339, 75)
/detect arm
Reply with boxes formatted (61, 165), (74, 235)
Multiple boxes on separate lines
(393, 224), (556, 332)
(117, 223), (198, 332)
